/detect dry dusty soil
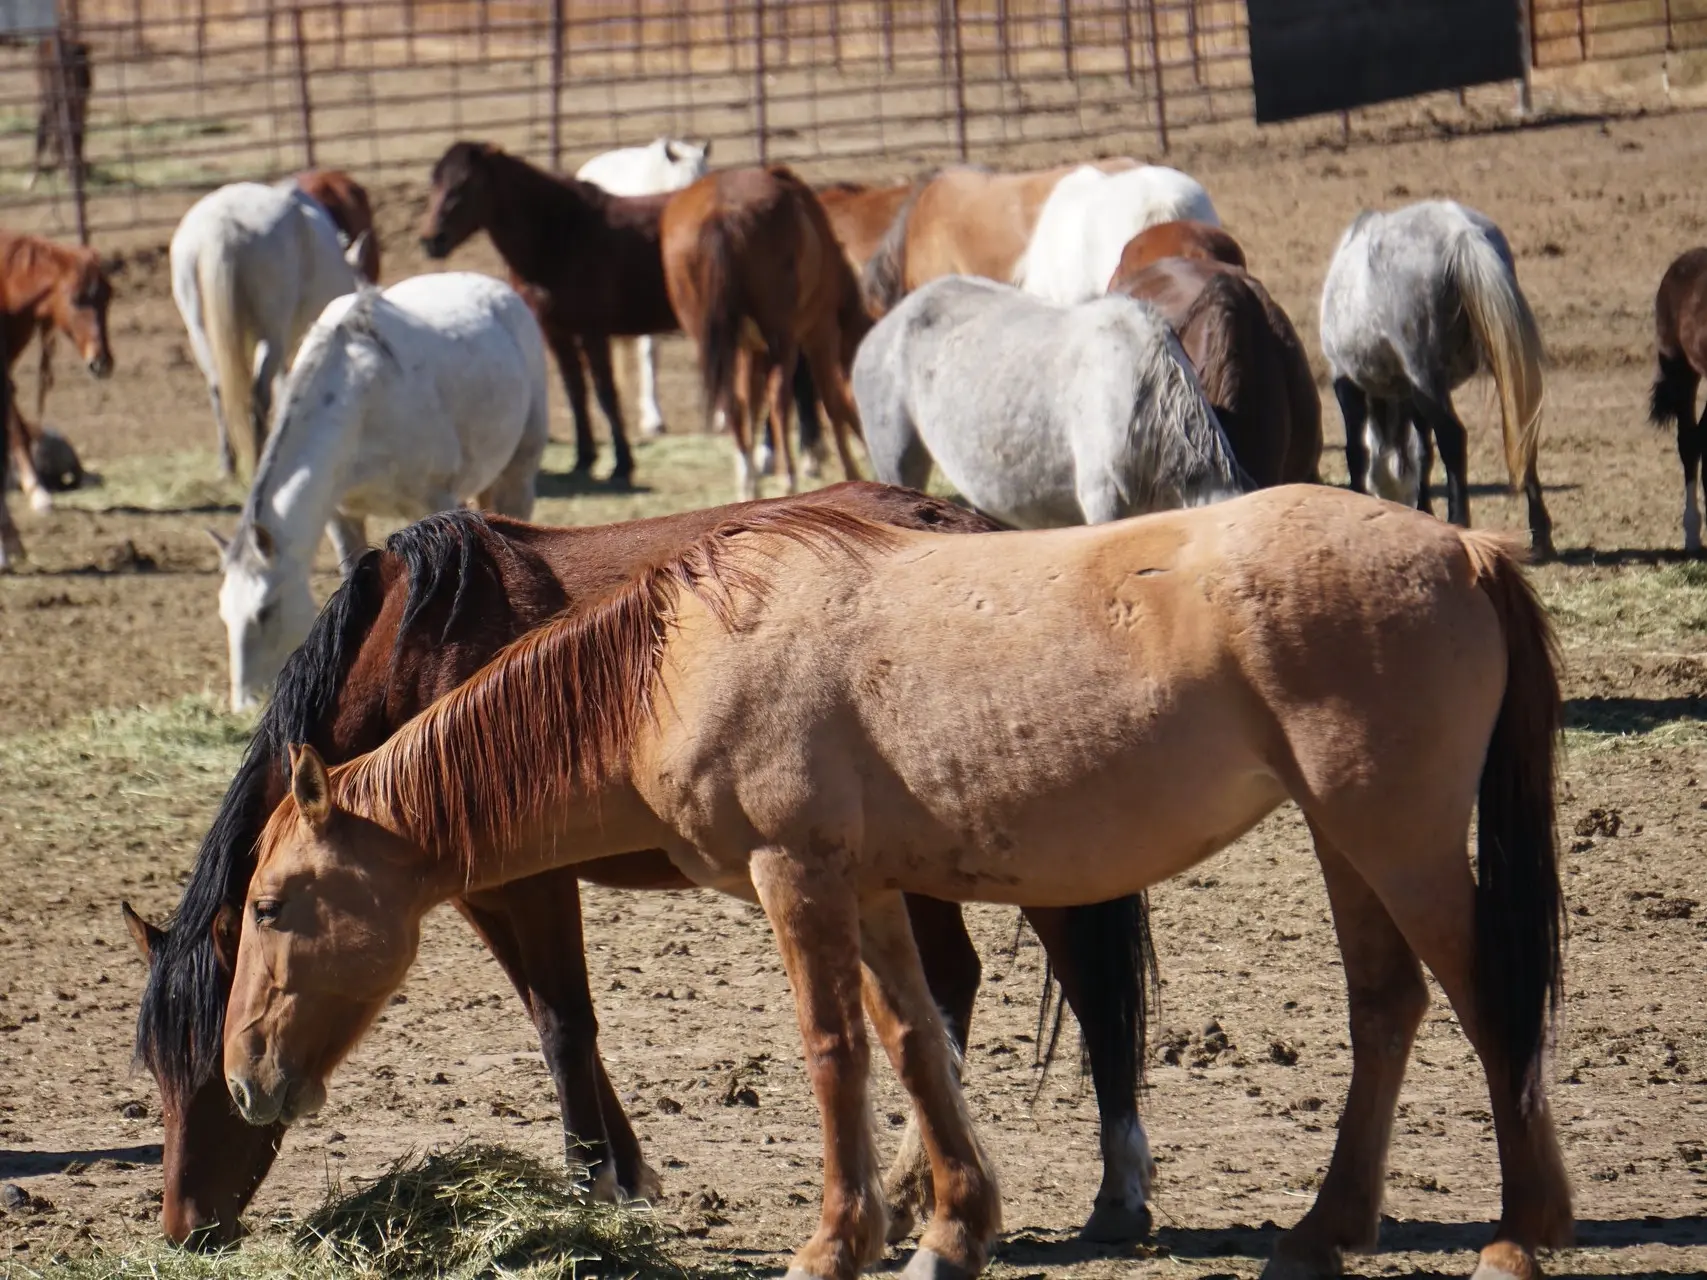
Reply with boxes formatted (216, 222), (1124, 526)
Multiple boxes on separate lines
(2, 103), (1707, 1279)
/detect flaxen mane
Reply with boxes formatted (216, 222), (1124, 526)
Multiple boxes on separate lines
(330, 506), (900, 866)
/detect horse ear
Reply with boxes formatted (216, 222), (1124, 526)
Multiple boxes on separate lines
(211, 903), (240, 974)
(120, 901), (164, 965)
(699, 138), (713, 161)
(205, 526), (231, 556)
(663, 139), (681, 163)
(289, 743), (333, 829)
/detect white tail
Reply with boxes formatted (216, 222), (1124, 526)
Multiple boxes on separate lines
(1446, 223), (1545, 489)
(195, 247), (259, 477)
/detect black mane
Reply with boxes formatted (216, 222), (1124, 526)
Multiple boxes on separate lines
(134, 510), (528, 1097)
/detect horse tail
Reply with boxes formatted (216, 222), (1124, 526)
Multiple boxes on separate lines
(1446, 221), (1545, 489)
(861, 175), (926, 317)
(1122, 298), (1249, 507)
(1462, 529), (1564, 1112)
(694, 213), (745, 423)
(1649, 352), (1698, 433)
(1035, 896), (1157, 1111)
(196, 244), (258, 476)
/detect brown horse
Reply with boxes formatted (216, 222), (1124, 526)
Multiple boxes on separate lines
(294, 169), (380, 282)
(0, 229), (114, 517)
(227, 485), (1570, 1280)
(818, 181), (912, 273)
(29, 36), (91, 191)
(131, 484), (1156, 1247)
(862, 159), (1135, 313)
(1111, 257), (1321, 488)
(1648, 246), (1707, 552)
(421, 141), (677, 484)
(1109, 219), (1247, 278)
(662, 167), (870, 497)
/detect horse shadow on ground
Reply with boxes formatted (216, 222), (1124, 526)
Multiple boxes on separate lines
(533, 469), (652, 501)
(1566, 696), (1707, 736)
(1555, 546), (1700, 567)
(0, 1144), (162, 1178)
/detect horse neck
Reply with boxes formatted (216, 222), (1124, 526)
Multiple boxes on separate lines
(249, 347), (365, 565)
(484, 156), (601, 279)
(0, 234), (65, 325)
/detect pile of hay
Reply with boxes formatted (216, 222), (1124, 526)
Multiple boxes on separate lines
(31, 1142), (703, 1280)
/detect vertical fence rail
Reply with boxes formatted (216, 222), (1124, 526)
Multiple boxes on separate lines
(50, 25), (88, 244)
(754, 0), (769, 162)
(292, 5), (314, 169)
(548, 0), (565, 170)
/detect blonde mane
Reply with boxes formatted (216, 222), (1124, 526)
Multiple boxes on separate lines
(324, 504), (900, 865)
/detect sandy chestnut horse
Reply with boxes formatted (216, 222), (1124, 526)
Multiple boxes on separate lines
(422, 141), (679, 484)
(1648, 246), (1707, 552)
(294, 169), (380, 282)
(131, 484), (1156, 1247)
(226, 485), (1569, 1280)
(0, 229), (115, 518)
(1110, 257), (1321, 488)
(662, 167), (871, 498)
(1111, 219), (1248, 276)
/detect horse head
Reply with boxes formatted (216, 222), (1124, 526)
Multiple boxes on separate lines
(216, 520), (315, 712)
(421, 141), (499, 260)
(223, 744), (434, 1129)
(53, 247), (114, 379)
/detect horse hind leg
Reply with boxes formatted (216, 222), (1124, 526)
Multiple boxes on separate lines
(1262, 824), (1430, 1280)
(801, 327), (864, 482)
(1332, 377), (1371, 494)
(766, 344), (800, 495)
(1687, 402), (1707, 555)
(9, 406), (51, 514)
(1410, 388), (1470, 526)
(584, 335), (636, 485)
(634, 336), (667, 437)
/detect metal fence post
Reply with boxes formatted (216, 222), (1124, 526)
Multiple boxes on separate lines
(1146, 0), (1169, 153)
(50, 26), (88, 245)
(949, 0), (967, 159)
(549, 0), (565, 170)
(755, 0), (769, 161)
(997, 0), (1011, 79)
(293, 5), (315, 168)
(1060, 0), (1074, 76)
(1519, 0), (1535, 111)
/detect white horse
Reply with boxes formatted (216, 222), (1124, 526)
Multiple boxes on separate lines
(170, 181), (363, 478)
(216, 272), (549, 711)
(575, 137), (711, 438)
(1013, 164), (1219, 305)
(1319, 199), (1552, 557)
(853, 274), (1244, 528)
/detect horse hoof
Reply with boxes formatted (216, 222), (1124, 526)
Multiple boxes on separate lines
(1472, 1242), (1540, 1280)
(1260, 1243), (1344, 1280)
(589, 1165), (621, 1204)
(1080, 1199), (1153, 1242)
(28, 489), (53, 515)
(629, 1161), (664, 1203)
(902, 1246), (978, 1280)
(640, 420), (666, 439)
(606, 470), (636, 491)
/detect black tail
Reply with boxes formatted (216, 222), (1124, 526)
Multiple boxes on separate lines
(696, 216), (745, 425)
(1035, 894), (1157, 1114)
(1649, 351), (1698, 432)
(861, 176), (928, 316)
(793, 360), (823, 456)
(1465, 532), (1565, 1112)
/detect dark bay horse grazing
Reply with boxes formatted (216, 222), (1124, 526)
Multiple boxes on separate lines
(421, 141), (677, 484)
(227, 485), (1570, 1280)
(294, 169), (380, 282)
(29, 36), (91, 191)
(0, 229), (114, 514)
(1110, 257), (1321, 488)
(1109, 219), (1247, 279)
(662, 167), (870, 498)
(1648, 246), (1707, 552)
(130, 484), (1156, 1247)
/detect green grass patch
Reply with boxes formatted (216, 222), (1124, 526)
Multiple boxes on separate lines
(1538, 560), (1707, 649)
(26, 1143), (704, 1280)
(52, 448), (245, 516)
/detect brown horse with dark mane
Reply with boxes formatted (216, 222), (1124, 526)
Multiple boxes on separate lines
(421, 141), (677, 484)
(129, 484), (1158, 1247)
(295, 169), (380, 282)
(226, 484), (1569, 1280)
(1110, 255), (1320, 488)
(1649, 246), (1707, 552)
(662, 167), (870, 497)
(0, 228), (114, 518)
(1111, 219), (1247, 276)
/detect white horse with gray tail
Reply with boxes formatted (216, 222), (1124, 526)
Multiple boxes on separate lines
(170, 181), (365, 478)
(576, 137), (711, 437)
(215, 272), (548, 711)
(1013, 164), (1219, 305)
(853, 274), (1244, 528)
(1320, 199), (1552, 556)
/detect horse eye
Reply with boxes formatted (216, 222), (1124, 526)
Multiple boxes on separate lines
(253, 899), (282, 927)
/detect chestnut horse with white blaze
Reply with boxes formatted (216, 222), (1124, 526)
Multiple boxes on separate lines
(225, 485), (1569, 1280)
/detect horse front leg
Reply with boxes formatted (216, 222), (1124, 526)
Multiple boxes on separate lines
(635, 336), (666, 437)
(9, 404), (51, 514)
(326, 514), (368, 578)
(860, 889), (1002, 1280)
(550, 329), (599, 477)
(584, 334), (635, 486)
(1261, 825), (1430, 1280)
(1025, 901), (1155, 1242)
(1332, 377), (1369, 494)
(750, 847), (888, 1280)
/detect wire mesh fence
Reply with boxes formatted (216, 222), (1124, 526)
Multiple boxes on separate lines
(1, 0), (1255, 243)
(1530, 0), (1707, 66)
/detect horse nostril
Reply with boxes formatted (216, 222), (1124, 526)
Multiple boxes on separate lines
(226, 1076), (251, 1116)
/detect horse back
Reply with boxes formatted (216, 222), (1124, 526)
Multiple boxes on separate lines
(906, 165), (1074, 288)
(1108, 221), (1246, 290)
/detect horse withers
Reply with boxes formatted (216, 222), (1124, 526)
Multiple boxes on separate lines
(422, 141), (680, 485)
(1110, 219), (1248, 278)
(854, 275), (1242, 527)
(1320, 200), (1552, 557)
(225, 485), (1570, 1280)
(131, 488), (1156, 1247)
(577, 137), (712, 439)
(1648, 246), (1707, 552)
(170, 181), (365, 477)
(662, 167), (871, 499)
(215, 274), (547, 711)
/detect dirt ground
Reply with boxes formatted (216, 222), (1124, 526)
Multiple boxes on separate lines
(2, 104), (1707, 1280)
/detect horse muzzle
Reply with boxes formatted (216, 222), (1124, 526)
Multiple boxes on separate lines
(420, 233), (449, 260)
(226, 1071), (323, 1128)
